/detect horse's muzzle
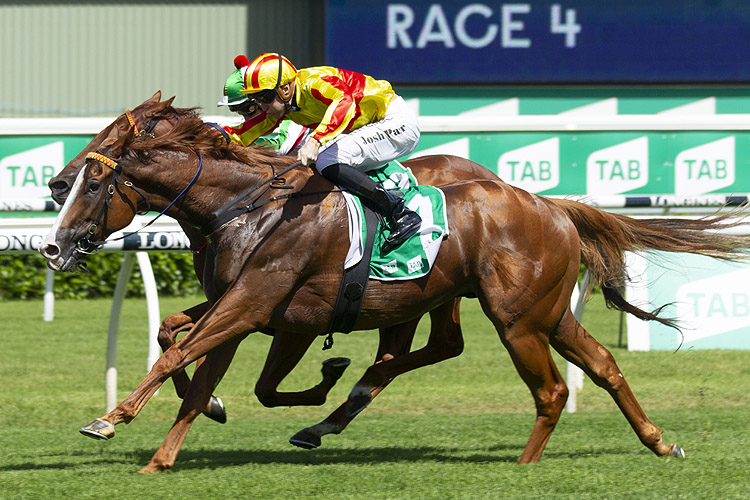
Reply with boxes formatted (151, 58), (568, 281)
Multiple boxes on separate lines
(40, 242), (80, 272)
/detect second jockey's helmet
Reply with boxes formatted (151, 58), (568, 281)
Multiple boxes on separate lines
(240, 53), (297, 103)
(218, 55), (252, 106)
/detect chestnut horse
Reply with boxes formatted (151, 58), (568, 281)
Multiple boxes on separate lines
(42, 108), (750, 473)
(47, 92), (233, 423)
(46, 94), (507, 441)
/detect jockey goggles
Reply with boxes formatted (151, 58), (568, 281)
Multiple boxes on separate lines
(249, 89), (278, 104)
(229, 99), (258, 115)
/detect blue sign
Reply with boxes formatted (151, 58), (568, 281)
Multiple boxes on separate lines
(325, 0), (750, 83)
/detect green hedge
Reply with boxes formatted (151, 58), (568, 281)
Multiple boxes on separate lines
(0, 253), (203, 300)
(0, 255), (599, 302)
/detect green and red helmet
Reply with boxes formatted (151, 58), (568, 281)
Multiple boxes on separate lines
(218, 55), (252, 107)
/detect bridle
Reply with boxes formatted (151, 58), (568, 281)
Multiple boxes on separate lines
(74, 114), (309, 256)
(76, 149), (203, 254)
(74, 106), (199, 253)
(125, 108), (160, 138)
(80, 149), (305, 246)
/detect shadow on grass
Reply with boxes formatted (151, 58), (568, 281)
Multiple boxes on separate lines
(0, 444), (525, 472)
(150, 445), (526, 471)
(162, 443), (645, 471)
(0, 441), (645, 473)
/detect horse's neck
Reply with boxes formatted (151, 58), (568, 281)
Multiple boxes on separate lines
(140, 152), (301, 230)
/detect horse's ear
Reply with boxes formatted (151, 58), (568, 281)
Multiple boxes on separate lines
(148, 90), (162, 103)
(110, 126), (136, 157)
(151, 96), (175, 114)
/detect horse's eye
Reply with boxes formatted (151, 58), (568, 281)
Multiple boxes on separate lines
(87, 181), (100, 193)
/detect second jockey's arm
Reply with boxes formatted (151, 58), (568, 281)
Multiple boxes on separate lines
(224, 111), (280, 147)
(297, 137), (321, 167)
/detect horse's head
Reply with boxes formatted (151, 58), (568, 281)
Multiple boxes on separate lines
(48, 91), (176, 204)
(41, 128), (144, 271)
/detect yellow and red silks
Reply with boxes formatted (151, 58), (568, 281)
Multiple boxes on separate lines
(227, 66), (396, 148)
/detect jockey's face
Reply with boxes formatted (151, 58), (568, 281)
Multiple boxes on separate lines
(256, 83), (292, 120)
(259, 95), (287, 119)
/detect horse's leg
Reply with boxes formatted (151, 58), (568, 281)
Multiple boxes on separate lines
(472, 260), (573, 464)
(161, 227), (225, 421)
(496, 320), (569, 464)
(254, 330), (348, 407)
(550, 310), (684, 458)
(157, 302), (225, 423)
(139, 335), (245, 474)
(341, 299), (464, 417)
(289, 313), (422, 449)
(79, 288), (264, 438)
(157, 303), (209, 398)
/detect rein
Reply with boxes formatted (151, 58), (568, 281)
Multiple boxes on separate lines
(199, 160), (304, 236)
(78, 151), (203, 252)
(78, 114), (317, 251)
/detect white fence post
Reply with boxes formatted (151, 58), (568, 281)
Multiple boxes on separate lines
(103, 252), (163, 412)
(565, 269), (590, 413)
(43, 267), (55, 322)
(136, 251), (161, 373)
(106, 254), (137, 412)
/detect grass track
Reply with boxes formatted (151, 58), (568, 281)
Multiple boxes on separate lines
(1, 293), (749, 499)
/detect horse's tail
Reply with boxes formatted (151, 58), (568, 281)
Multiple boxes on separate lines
(550, 198), (750, 328)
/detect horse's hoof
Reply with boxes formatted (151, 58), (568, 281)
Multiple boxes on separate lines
(669, 445), (686, 458)
(79, 418), (115, 440)
(138, 463), (170, 475)
(204, 395), (227, 424)
(345, 393), (372, 418)
(289, 428), (321, 450)
(321, 357), (351, 382)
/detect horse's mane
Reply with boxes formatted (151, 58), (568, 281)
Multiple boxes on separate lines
(125, 106), (293, 169)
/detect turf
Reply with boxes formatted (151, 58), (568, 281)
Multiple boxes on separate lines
(1, 293), (749, 499)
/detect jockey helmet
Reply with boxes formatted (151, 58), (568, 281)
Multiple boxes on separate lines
(240, 53), (297, 103)
(217, 55), (252, 107)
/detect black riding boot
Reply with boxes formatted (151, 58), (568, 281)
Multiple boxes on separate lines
(321, 163), (422, 252)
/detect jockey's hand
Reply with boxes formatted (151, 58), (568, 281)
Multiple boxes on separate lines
(297, 138), (320, 167)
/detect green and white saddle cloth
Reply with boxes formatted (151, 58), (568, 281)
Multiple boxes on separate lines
(343, 162), (449, 281)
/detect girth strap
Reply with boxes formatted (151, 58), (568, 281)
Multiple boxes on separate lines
(323, 204), (379, 349)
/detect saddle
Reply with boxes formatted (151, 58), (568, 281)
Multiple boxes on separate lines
(323, 162), (448, 348)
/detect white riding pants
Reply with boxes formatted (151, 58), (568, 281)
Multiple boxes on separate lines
(314, 96), (420, 174)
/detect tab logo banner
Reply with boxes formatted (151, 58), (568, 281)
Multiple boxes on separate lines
(674, 265), (750, 345)
(0, 142), (63, 200)
(674, 136), (735, 195)
(497, 137), (559, 193)
(627, 251), (750, 350)
(586, 137), (648, 194)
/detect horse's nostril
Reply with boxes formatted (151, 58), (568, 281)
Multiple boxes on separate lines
(49, 181), (68, 193)
(49, 182), (70, 205)
(40, 243), (60, 259)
